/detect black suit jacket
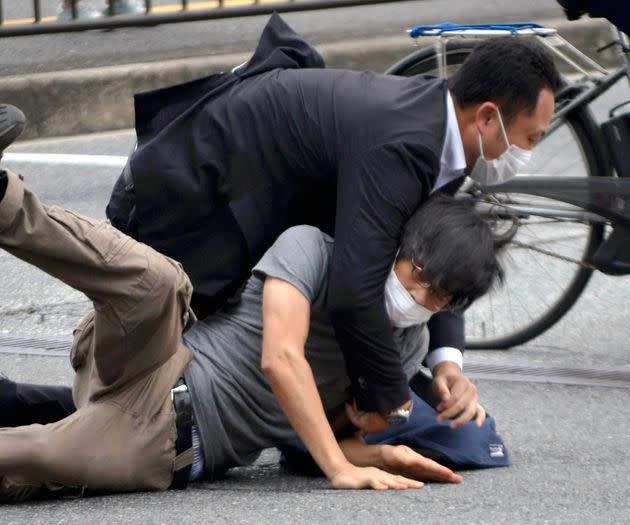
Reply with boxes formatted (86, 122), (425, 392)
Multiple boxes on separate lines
(107, 14), (464, 413)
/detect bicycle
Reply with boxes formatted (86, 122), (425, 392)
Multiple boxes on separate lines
(385, 15), (630, 349)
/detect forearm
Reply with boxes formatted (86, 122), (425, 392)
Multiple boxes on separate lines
(264, 348), (350, 480)
(338, 436), (387, 469)
(260, 279), (426, 490)
(329, 307), (410, 412)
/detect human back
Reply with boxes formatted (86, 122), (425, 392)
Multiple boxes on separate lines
(118, 58), (450, 316)
(202, 66), (449, 259)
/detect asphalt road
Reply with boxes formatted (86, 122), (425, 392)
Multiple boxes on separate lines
(0, 0), (565, 76)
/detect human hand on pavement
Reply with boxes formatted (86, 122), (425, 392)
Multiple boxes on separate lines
(380, 444), (463, 484)
(432, 361), (486, 429)
(329, 462), (424, 490)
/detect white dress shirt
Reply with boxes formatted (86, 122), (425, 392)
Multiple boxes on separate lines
(426, 90), (467, 373)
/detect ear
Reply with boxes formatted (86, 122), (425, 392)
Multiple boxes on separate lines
(474, 102), (498, 133)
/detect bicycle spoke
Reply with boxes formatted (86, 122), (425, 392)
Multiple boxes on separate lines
(467, 187), (596, 344)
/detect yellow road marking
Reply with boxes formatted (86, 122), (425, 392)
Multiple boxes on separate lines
(3, 16), (57, 25)
(1, 0), (285, 26)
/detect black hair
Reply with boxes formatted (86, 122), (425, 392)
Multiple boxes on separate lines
(398, 193), (504, 310)
(448, 37), (563, 123)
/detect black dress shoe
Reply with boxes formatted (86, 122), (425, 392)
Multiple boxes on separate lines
(0, 104), (26, 158)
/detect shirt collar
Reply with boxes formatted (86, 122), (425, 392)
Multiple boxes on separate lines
(441, 90), (467, 174)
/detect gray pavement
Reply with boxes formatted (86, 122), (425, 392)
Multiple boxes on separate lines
(1, 79), (630, 522)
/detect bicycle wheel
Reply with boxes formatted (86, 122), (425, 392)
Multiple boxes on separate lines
(387, 40), (609, 349)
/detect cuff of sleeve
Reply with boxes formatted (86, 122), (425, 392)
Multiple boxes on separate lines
(425, 347), (463, 373)
(353, 378), (410, 414)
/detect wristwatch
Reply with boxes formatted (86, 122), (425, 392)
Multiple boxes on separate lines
(384, 400), (413, 426)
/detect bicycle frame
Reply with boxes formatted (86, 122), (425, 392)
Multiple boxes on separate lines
(552, 27), (630, 131)
(418, 24), (630, 274)
(401, 21), (630, 346)
(472, 176), (630, 274)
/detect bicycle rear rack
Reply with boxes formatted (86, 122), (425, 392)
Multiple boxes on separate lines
(408, 23), (610, 80)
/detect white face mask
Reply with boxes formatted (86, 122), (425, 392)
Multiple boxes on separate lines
(384, 267), (435, 328)
(469, 108), (532, 186)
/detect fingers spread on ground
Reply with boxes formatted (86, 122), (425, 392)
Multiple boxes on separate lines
(371, 480), (389, 490)
(395, 475), (423, 488)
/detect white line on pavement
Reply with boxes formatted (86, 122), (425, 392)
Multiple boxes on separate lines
(3, 152), (128, 168)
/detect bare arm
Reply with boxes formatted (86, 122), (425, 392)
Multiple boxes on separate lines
(261, 276), (422, 490)
(261, 277), (347, 479)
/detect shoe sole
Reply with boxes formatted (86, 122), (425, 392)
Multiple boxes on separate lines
(0, 105), (26, 154)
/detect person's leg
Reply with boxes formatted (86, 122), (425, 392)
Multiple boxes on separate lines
(57, 1), (101, 21)
(0, 169), (193, 392)
(0, 169), (194, 501)
(0, 391), (178, 502)
(108, 0), (144, 15)
(0, 375), (75, 427)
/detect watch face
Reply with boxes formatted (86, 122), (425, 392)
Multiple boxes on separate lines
(386, 413), (410, 427)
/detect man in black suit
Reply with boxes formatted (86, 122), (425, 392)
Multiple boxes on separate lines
(106, 14), (561, 431)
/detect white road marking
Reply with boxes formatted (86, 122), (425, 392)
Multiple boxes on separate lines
(3, 152), (128, 168)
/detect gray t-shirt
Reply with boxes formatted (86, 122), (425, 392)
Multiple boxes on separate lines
(183, 225), (429, 477)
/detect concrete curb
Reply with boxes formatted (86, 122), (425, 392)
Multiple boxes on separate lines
(5, 16), (616, 140)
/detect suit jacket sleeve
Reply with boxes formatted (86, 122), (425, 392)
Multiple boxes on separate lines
(427, 311), (465, 352)
(328, 142), (437, 413)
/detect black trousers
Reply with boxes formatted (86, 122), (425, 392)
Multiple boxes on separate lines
(0, 376), (75, 427)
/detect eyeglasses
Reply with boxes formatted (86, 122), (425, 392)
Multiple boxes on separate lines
(411, 257), (473, 313)
(410, 258), (454, 306)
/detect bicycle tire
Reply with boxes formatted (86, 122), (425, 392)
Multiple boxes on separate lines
(386, 40), (608, 349)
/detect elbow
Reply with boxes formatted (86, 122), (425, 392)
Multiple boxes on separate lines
(261, 345), (299, 380)
(260, 353), (279, 379)
(260, 351), (278, 379)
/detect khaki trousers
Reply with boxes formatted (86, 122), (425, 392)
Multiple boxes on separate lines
(0, 170), (194, 502)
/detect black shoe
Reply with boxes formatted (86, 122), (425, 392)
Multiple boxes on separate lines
(0, 104), (26, 159)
